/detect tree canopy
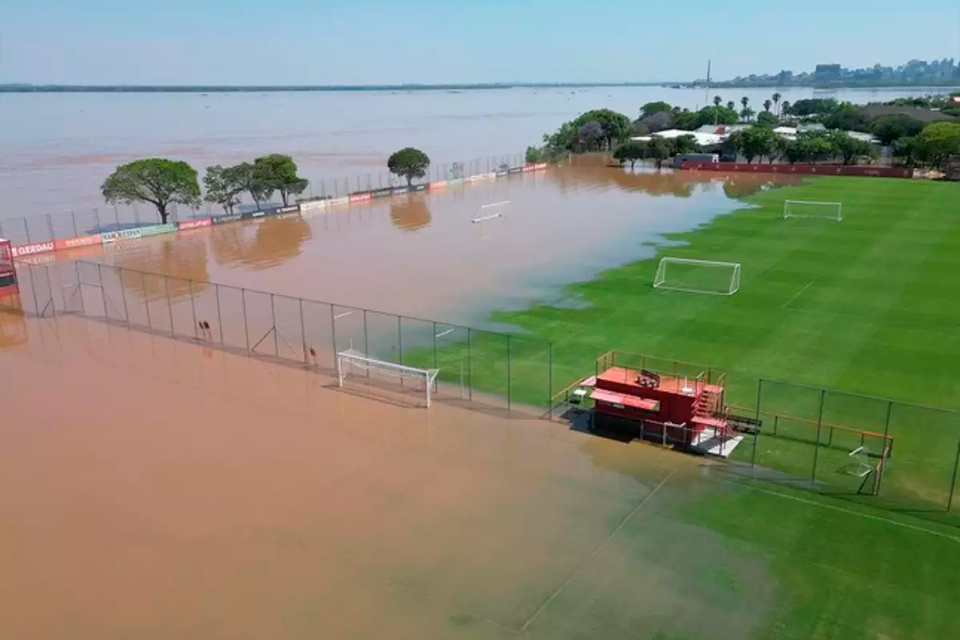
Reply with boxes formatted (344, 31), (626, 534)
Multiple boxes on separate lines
(101, 158), (200, 224)
(870, 115), (925, 145)
(572, 109), (632, 148)
(726, 125), (779, 162)
(252, 154), (308, 206)
(917, 121), (960, 168)
(784, 98), (840, 116)
(612, 141), (647, 169)
(827, 131), (877, 165)
(203, 165), (245, 214)
(639, 101), (672, 117)
(823, 105), (871, 132)
(646, 138), (669, 169)
(756, 111), (778, 126)
(388, 147), (431, 185)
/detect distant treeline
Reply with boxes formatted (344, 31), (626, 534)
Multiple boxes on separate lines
(0, 82), (670, 94)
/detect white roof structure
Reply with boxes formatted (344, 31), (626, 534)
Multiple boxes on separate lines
(632, 129), (725, 146)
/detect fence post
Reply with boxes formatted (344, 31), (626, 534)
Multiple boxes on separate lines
(189, 280), (198, 338)
(119, 268), (130, 324)
(548, 342), (553, 419)
(46, 214), (55, 241)
(23, 218), (31, 244)
(26, 265), (40, 315)
(270, 294), (279, 357)
(397, 315), (403, 365)
(433, 321), (438, 370)
(97, 264), (109, 319)
(507, 334), (512, 411)
(299, 298), (307, 365)
(94, 209), (102, 236)
(330, 304), (337, 367)
(754, 380), (763, 421)
(44, 264), (56, 316)
(215, 284), (224, 345)
(237, 288), (249, 349)
(947, 436), (960, 512)
(812, 389), (826, 483)
(164, 276), (174, 335)
(141, 272), (151, 330)
(467, 328), (473, 402)
(363, 309), (369, 363)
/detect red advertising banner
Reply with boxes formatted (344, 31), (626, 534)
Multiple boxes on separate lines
(178, 217), (213, 231)
(54, 234), (102, 251)
(521, 164), (537, 172)
(11, 240), (56, 258)
(679, 162), (911, 178)
(348, 192), (373, 204)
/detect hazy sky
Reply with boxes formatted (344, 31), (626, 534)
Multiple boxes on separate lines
(1, 0), (958, 84)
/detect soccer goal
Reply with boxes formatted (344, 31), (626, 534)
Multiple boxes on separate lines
(783, 200), (842, 221)
(471, 200), (509, 224)
(653, 258), (741, 296)
(336, 348), (440, 407)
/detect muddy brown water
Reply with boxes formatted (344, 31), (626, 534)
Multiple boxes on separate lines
(1, 163), (785, 638)
(90, 160), (798, 327)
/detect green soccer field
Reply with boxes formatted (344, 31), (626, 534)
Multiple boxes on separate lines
(416, 174), (960, 639)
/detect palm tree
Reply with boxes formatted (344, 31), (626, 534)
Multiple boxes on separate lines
(713, 95), (722, 107)
(741, 96), (749, 112)
(740, 107), (755, 122)
(727, 101), (735, 111)
(781, 100), (791, 116)
(713, 95), (722, 124)
(763, 99), (773, 112)
(772, 92), (782, 116)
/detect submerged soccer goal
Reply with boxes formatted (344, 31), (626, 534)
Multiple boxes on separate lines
(336, 348), (440, 407)
(783, 200), (842, 221)
(653, 258), (741, 295)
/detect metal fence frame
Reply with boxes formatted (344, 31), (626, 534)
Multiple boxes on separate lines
(11, 259), (552, 414)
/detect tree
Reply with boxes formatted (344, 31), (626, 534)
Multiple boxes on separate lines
(101, 158), (200, 224)
(740, 96), (749, 112)
(786, 98), (839, 116)
(726, 101), (736, 111)
(670, 134), (701, 156)
(827, 131), (877, 165)
(757, 111), (778, 126)
(892, 135), (919, 167)
(252, 154), (308, 206)
(740, 107), (755, 122)
(823, 105), (871, 132)
(647, 138), (669, 169)
(781, 100), (791, 115)
(673, 109), (699, 130)
(763, 99), (773, 112)
(525, 146), (545, 163)
(917, 121), (960, 168)
(232, 162), (273, 210)
(784, 132), (835, 164)
(637, 110), (674, 133)
(697, 105), (739, 128)
(577, 121), (604, 151)
(203, 165), (245, 214)
(772, 92), (782, 115)
(640, 101), (673, 117)
(613, 141), (647, 169)
(388, 147), (431, 185)
(573, 109), (633, 148)
(713, 95), (722, 107)
(726, 125), (779, 163)
(870, 115), (925, 146)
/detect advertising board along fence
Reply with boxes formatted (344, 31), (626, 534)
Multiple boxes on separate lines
(678, 161), (912, 178)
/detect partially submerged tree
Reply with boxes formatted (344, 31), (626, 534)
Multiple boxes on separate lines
(388, 147), (431, 185)
(670, 134), (701, 156)
(101, 158), (201, 224)
(253, 154), (308, 206)
(613, 141), (647, 169)
(232, 162), (273, 210)
(647, 137), (670, 169)
(203, 165), (245, 214)
(577, 121), (604, 151)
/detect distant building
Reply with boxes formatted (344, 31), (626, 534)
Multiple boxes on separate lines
(814, 64), (842, 82)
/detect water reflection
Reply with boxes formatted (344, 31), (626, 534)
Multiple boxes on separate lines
(114, 234), (209, 300)
(211, 215), (312, 269)
(548, 154), (802, 199)
(0, 294), (27, 349)
(389, 194), (432, 233)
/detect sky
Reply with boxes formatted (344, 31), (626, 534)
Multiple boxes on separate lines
(1, 0), (958, 85)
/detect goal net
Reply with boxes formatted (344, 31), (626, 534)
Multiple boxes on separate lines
(653, 258), (741, 296)
(336, 348), (440, 407)
(783, 200), (842, 221)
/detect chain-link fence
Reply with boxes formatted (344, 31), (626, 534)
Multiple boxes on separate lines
(12, 259), (551, 413)
(0, 153), (526, 246)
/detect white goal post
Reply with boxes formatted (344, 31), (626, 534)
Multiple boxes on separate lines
(783, 200), (842, 221)
(336, 348), (440, 407)
(472, 200), (510, 224)
(653, 258), (741, 296)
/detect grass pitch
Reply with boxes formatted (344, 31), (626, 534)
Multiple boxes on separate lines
(424, 175), (960, 638)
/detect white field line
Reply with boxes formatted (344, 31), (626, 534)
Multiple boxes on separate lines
(714, 477), (959, 543)
(782, 279), (815, 309)
(519, 469), (677, 632)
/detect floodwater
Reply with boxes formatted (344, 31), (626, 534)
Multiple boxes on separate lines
(0, 312), (777, 640)
(0, 85), (945, 216)
(89, 159), (797, 327)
